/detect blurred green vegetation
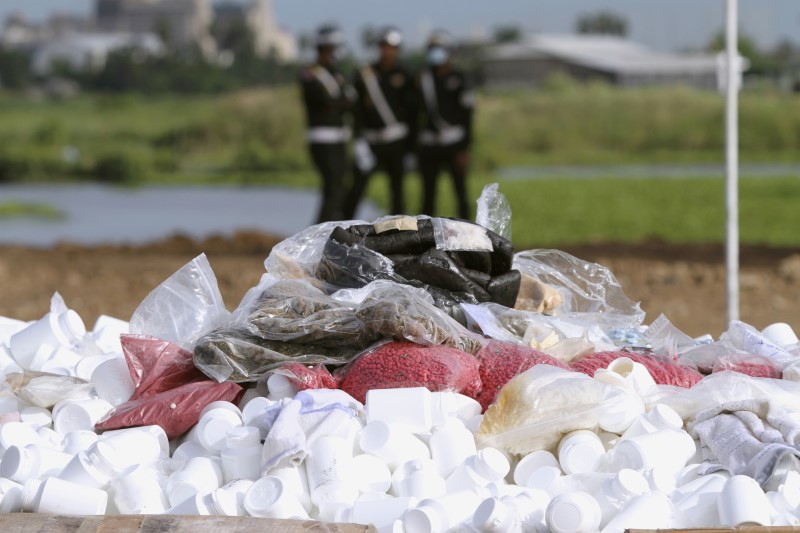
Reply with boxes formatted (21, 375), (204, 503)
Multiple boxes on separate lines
(0, 201), (64, 220)
(1, 82), (800, 246)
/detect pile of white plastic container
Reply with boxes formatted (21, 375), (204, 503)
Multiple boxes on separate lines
(0, 303), (798, 532)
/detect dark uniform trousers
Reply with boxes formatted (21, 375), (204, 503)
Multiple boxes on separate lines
(309, 142), (348, 224)
(419, 144), (470, 221)
(344, 139), (406, 219)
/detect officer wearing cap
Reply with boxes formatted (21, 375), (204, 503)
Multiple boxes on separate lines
(299, 24), (354, 223)
(416, 30), (475, 220)
(343, 26), (417, 219)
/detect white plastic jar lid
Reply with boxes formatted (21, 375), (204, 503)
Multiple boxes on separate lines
(243, 476), (284, 517)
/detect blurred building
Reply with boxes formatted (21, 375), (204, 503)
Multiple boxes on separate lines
(95, 0), (216, 57)
(213, 0), (296, 62)
(32, 32), (164, 75)
(483, 34), (721, 89)
(1, 12), (90, 50)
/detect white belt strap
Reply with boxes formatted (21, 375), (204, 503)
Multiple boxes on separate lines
(419, 125), (465, 146)
(363, 122), (409, 144)
(421, 70), (450, 133)
(306, 126), (351, 143)
(362, 66), (398, 128)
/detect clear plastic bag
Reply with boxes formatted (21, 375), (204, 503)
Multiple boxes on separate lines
(6, 372), (94, 409)
(570, 351), (703, 389)
(355, 281), (485, 354)
(432, 218), (493, 252)
(336, 340), (481, 404)
(121, 335), (205, 397)
(475, 183), (512, 241)
(711, 353), (782, 379)
(263, 363), (338, 392)
(475, 340), (569, 411)
(129, 254), (229, 349)
(476, 365), (625, 455)
(513, 250), (645, 329)
(720, 320), (796, 369)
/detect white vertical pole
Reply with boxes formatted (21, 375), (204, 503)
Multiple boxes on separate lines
(725, 0), (740, 323)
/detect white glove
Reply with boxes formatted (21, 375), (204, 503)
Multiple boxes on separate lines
(354, 138), (376, 172)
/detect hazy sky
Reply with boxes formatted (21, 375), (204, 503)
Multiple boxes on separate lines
(2, 0), (798, 52)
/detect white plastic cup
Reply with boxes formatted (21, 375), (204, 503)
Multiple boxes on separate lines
(111, 466), (169, 514)
(91, 357), (136, 406)
(27, 476), (108, 515)
(196, 403), (243, 452)
(640, 466), (677, 495)
(57, 440), (122, 489)
(601, 492), (674, 533)
(473, 497), (519, 533)
(601, 357), (659, 397)
(9, 309), (86, 369)
(405, 490), (482, 533)
(62, 429), (99, 455)
(29, 345), (84, 374)
(36, 427), (63, 451)
(351, 453), (392, 494)
(0, 345), (23, 375)
(53, 398), (114, 434)
(306, 435), (353, 492)
(670, 473), (728, 528)
(621, 404), (684, 441)
(545, 491), (602, 533)
(20, 406), (53, 430)
(167, 456), (223, 507)
(366, 387), (433, 434)
(269, 463), (312, 512)
(74, 354), (119, 382)
(166, 488), (239, 516)
(266, 373), (298, 401)
(221, 426), (262, 483)
(613, 430), (695, 474)
(596, 469), (651, 529)
(430, 418), (478, 477)
(514, 451), (561, 486)
(1, 444), (72, 483)
(762, 323), (799, 348)
(558, 430), (606, 475)
(597, 390), (644, 435)
(0, 478), (24, 513)
(241, 396), (276, 440)
(446, 448), (510, 493)
(171, 440), (215, 472)
(359, 420), (431, 471)
(221, 478), (254, 516)
(102, 427), (163, 469)
(718, 475), (771, 526)
(351, 496), (419, 531)
(0, 421), (41, 455)
(430, 391), (482, 428)
(90, 315), (129, 353)
(243, 476), (309, 519)
(522, 466), (564, 496)
(392, 459), (447, 500)
(103, 425), (170, 458)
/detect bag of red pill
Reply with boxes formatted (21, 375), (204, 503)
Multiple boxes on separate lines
(711, 353), (782, 379)
(475, 340), (569, 411)
(570, 350), (702, 388)
(336, 340), (481, 404)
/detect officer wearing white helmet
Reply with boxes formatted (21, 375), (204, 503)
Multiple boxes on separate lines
(343, 26), (417, 219)
(416, 30), (475, 220)
(299, 24), (355, 223)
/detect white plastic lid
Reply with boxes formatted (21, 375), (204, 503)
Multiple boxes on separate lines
(614, 469), (649, 499)
(514, 451), (560, 486)
(524, 466), (562, 492)
(649, 404), (683, 431)
(546, 492), (601, 533)
(197, 410), (242, 451)
(0, 484), (23, 513)
(473, 497), (516, 533)
(58, 310), (87, 343)
(266, 373), (298, 399)
(200, 401), (242, 419)
(0, 422), (40, 453)
(205, 488), (238, 516)
(224, 426), (260, 450)
(244, 476), (283, 516)
(473, 448), (510, 482)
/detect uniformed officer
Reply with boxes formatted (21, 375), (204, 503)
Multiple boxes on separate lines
(343, 26), (417, 219)
(416, 30), (475, 220)
(299, 25), (354, 223)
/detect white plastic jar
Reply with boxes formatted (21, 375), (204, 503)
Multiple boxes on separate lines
(221, 426), (262, 483)
(9, 309), (86, 369)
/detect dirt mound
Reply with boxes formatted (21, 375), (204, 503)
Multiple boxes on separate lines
(1, 232), (797, 338)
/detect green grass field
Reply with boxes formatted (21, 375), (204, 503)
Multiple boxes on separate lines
(1, 83), (799, 247)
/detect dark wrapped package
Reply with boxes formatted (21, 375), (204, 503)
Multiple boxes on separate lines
(487, 270), (523, 309)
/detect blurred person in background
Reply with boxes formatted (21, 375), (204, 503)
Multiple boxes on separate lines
(344, 26), (417, 219)
(299, 24), (355, 223)
(416, 30), (475, 220)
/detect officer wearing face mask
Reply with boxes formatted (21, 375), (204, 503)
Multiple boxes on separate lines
(416, 30), (475, 220)
(344, 26), (417, 219)
(299, 24), (355, 223)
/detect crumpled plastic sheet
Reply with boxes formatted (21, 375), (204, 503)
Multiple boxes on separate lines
(513, 249), (645, 330)
(475, 183), (512, 241)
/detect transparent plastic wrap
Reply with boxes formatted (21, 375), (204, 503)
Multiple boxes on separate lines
(720, 320), (797, 369)
(97, 335), (243, 438)
(5, 372), (94, 409)
(513, 250), (645, 329)
(712, 353), (782, 379)
(432, 218), (493, 252)
(235, 275), (376, 349)
(193, 326), (360, 383)
(475, 340), (569, 411)
(264, 220), (369, 284)
(475, 183), (512, 241)
(644, 314), (707, 360)
(570, 351), (703, 388)
(355, 281), (485, 355)
(476, 365), (625, 455)
(128, 254), (229, 349)
(335, 340), (481, 404)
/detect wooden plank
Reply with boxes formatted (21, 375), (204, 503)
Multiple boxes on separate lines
(0, 514), (377, 533)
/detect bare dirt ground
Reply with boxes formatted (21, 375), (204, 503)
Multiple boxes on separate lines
(1, 232), (799, 339)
